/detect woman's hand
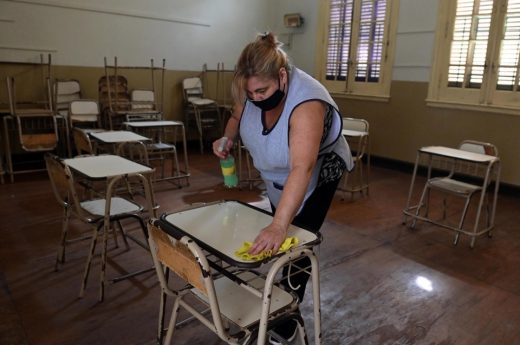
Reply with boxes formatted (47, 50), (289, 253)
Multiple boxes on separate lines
(212, 137), (233, 159)
(248, 222), (287, 255)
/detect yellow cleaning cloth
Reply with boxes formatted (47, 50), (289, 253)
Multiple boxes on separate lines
(234, 237), (299, 261)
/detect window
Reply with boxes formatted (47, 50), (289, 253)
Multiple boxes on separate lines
(316, 0), (399, 100)
(428, 0), (520, 115)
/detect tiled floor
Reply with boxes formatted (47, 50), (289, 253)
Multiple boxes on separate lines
(0, 151), (519, 345)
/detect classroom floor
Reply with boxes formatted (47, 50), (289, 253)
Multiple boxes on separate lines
(1, 151), (519, 345)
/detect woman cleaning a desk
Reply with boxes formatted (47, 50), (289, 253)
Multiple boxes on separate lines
(213, 32), (353, 343)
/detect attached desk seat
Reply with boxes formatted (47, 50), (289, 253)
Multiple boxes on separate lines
(150, 200), (323, 345)
(58, 154), (157, 301)
(124, 120), (190, 185)
(403, 142), (501, 248)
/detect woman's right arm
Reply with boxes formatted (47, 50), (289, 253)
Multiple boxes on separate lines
(213, 102), (243, 158)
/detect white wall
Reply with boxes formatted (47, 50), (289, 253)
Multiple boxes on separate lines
(393, 0), (439, 82)
(267, 0), (319, 75)
(273, 0), (441, 81)
(0, 0), (270, 70)
(0, 0), (439, 81)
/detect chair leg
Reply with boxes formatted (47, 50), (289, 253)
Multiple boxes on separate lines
(164, 296), (182, 345)
(193, 107), (204, 154)
(486, 195), (493, 238)
(160, 154), (166, 179)
(79, 224), (101, 298)
(99, 221), (112, 302)
(359, 161), (365, 196)
(112, 222), (120, 249)
(341, 171), (349, 201)
(423, 188), (431, 218)
(55, 207), (71, 271)
(412, 185), (430, 229)
(124, 177), (135, 198)
(172, 148), (181, 179)
(454, 196), (473, 246)
(157, 269), (169, 345)
(116, 220), (130, 248)
(296, 316), (309, 345)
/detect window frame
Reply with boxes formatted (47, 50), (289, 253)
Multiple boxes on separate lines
(427, 0), (520, 115)
(315, 0), (400, 101)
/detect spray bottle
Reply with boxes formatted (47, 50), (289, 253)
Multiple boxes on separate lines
(218, 137), (238, 188)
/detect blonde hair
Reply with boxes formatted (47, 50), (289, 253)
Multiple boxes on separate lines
(232, 32), (291, 103)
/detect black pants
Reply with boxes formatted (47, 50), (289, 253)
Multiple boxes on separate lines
(271, 175), (342, 301)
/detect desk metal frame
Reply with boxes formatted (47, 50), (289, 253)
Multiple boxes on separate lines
(403, 146), (501, 247)
(124, 120), (190, 185)
(157, 200), (322, 345)
(0, 109), (6, 184)
(64, 154), (157, 301)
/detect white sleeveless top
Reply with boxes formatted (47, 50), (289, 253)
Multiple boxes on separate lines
(239, 67), (353, 211)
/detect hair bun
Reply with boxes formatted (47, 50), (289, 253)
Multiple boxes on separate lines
(258, 32), (282, 48)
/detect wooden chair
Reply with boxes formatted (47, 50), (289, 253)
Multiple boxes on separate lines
(72, 127), (96, 156)
(147, 220), (307, 345)
(182, 76), (221, 154)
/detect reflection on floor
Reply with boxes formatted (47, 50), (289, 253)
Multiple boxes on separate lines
(0, 151), (519, 345)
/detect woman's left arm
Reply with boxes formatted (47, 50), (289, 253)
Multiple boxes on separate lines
(248, 101), (325, 254)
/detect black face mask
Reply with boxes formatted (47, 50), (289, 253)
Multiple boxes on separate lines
(250, 79), (285, 111)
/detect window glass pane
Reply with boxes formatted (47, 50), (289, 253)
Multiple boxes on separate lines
(326, 0), (354, 81)
(354, 0), (386, 82)
(325, 0), (388, 83)
(448, 0), (493, 89)
(497, 0), (520, 90)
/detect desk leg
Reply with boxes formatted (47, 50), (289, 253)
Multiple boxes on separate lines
(99, 177), (119, 302)
(309, 251), (321, 345)
(3, 116), (13, 183)
(402, 152), (421, 225)
(469, 162), (500, 248)
(258, 249), (321, 345)
(0, 130), (4, 185)
(489, 163), (501, 238)
(179, 123), (190, 185)
(366, 134), (370, 196)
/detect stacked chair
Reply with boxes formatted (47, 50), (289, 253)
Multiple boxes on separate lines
(98, 74), (131, 130)
(3, 55), (59, 182)
(182, 66), (221, 154)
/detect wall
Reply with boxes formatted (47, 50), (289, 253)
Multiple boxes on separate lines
(266, 0), (319, 74)
(0, 0), (270, 69)
(305, 0), (520, 187)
